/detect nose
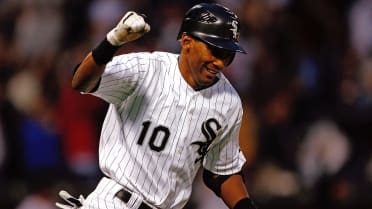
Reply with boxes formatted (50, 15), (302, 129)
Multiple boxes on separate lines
(211, 58), (225, 71)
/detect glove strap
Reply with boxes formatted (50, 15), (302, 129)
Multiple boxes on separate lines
(92, 37), (121, 65)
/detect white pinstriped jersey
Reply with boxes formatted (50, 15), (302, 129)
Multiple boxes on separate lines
(87, 51), (246, 209)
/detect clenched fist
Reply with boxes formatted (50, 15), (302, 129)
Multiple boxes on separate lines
(107, 11), (151, 46)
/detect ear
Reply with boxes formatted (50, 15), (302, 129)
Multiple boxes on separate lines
(180, 34), (193, 49)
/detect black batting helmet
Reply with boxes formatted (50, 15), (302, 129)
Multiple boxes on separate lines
(177, 3), (246, 53)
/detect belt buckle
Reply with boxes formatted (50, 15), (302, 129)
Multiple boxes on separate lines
(115, 189), (154, 209)
(115, 189), (132, 203)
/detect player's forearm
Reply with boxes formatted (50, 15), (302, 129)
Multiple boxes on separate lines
(203, 169), (257, 209)
(72, 52), (105, 93)
(220, 174), (250, 208)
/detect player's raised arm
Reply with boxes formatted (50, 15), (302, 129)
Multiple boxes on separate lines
(72, 11), (151, 93)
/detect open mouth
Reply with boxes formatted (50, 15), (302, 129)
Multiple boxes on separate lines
(205, 67), (218, 75)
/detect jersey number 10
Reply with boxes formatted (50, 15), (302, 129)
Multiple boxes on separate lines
(137, 121), (170, 152)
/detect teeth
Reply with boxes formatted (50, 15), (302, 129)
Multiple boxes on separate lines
(207, 68), (218, 74)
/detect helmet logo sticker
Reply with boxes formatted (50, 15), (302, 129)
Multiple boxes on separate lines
(199, 11), (217, 23)
(230, 20), (239, 40)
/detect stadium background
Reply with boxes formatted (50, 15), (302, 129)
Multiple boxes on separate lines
(0, 0), (372, 208)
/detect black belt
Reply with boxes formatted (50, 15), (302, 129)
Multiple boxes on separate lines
(115, 189), (153, 209)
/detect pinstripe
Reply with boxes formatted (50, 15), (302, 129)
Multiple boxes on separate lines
(100, 106), (119, 169)
(145, 60), (172, 197)
(116, 62), (149, 188)
(152, 59), (181, 203)
(136, 58), (163, 191)
(120, 63), (154, 180)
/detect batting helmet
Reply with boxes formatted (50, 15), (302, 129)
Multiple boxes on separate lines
(177, 3), (246, 53)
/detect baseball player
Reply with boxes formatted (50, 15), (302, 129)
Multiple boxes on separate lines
(56, 3), (256, 209)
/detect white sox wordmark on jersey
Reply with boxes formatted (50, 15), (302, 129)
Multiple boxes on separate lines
(82, 51), (246, 209)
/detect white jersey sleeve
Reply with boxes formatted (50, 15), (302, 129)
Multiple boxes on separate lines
(91, 52), (149, 105)
(202, 103), (246, 175)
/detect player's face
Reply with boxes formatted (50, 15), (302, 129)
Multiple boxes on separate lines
(180, 35), (235, 89)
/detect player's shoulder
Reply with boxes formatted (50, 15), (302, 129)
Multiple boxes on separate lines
(151, 51), (179, 63)
(203, 73), (240, 97)
(123, 51), (177, 62)
(110, 51), (177, 65)
(216, 74), (243, 104)
(218, 74), (240, 96)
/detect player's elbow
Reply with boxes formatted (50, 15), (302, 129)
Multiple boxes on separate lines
(71, 77), (84, 92)
(203, 169), (227, 197)
(71, 76), (98, 93)
(71, 63), (100, 93)
(71, 63), (85, 92)
(71, 72), (87, 92)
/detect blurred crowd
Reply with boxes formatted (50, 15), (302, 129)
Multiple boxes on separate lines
(0, 0), (372, 209)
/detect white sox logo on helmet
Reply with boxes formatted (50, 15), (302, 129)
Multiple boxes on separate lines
(230, 20), (239, 40)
